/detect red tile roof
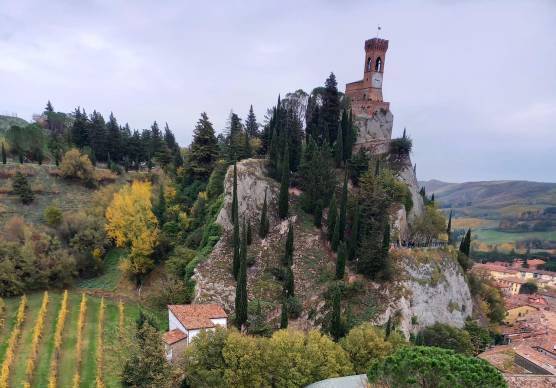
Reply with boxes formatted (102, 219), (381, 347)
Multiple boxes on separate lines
(163, 328), (187, 345)
(168, 304), (227, 330)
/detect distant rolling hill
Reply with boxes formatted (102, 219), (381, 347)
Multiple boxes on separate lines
(0, 115), (29, 133)
(419, 179), (556, 247)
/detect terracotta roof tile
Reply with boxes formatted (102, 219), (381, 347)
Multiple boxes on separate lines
(163, 328), (187, 345)
(168, 304), (227, 330)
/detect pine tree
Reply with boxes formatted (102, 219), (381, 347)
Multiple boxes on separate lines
(314, 200), (323, 228)
(235, 218), (248, 329)
(45, 100), (54, 113)
(327, 193), (337, 241)
(348, 203), (360, 261)
(154, 184), (166, 226)
(322, 73), (340, 145)
(1, 143), (6, 164)
(71, 107), (89, 149)
(338, 169), (348, 241)
(336, 242), (347, 280)
(259, 189), (270, 238)
(242, 131), (251, 160)
(190, 113), (219, 178)
(245, 105), (259, 138)
(106, 112), (121, 162)
(330, 287), (343, 341)
(446, 210), (453, 244)
(278, 144), (289, 219)
(459, 229), (471, 257)
(283, 223), (294, 266)
(280, 293), (288, 329)
(334, 126), (343, 167)
(88, 110), (107, 161)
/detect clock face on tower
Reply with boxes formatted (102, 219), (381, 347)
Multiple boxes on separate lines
(371, 72), (383, 88)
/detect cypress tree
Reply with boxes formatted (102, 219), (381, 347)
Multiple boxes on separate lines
(430, 193), (435, 204)
(154, 184), (166, 225)
(331, 214), (340, 252)
(330, 287), (343, 341)
(327, 193), (337, 241)
(334, 126), (343, 167)
(232, 163), (238, 224)
(284, 266), (294, 297)
(259, 189), (270, 238)
(459, 229), (471, 257)
(235, 218), (248, 329)
(1, 143), (6, 164)
(280, 292), (288, 329)
(278, 143), (289, 219)
(446, 210), (453, 244)
(246, 223), (252, 245)
(314, 200), (323, 228)
(338, 169), (348, 241)
(232, 214), (240, 279)
(348, 203), (360, 261)
(283, 223), (294, 266)
(336, 242), (347, 280)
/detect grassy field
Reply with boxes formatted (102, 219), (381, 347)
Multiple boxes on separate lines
(473, 228), (556, 244)
(0, 291), (143, 387)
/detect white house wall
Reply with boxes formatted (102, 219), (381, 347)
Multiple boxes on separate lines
(211, 318), (227, 327)
(168, 311), (187, 333)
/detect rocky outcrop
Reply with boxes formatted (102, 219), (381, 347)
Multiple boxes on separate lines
(375, 250), (473, 337)
(398, 157), (425, 222)
(216, 158), (278, 232)
(353, 109), (393, 155)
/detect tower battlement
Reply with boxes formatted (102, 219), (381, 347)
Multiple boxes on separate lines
(365, 38), (389, 51)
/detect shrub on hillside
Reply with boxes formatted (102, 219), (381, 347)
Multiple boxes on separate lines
(11, 172), (34, 204)
(44, 205), (63, 227)
(389, 136), (413, 156)
(59, 149), (95, 185)
(415, 323), (474, 355)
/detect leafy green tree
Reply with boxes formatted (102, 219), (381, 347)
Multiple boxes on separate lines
(327, 193), (337, 242)
(367, 346), (506, 388)
(340, 324), (395, 373)
(416, 323), (474, 355)
(44, 205), (63, 227)
(235, 218), (248, 329)
(12, 172), (34, 204)
(464, 320), (492, 355)
(278, 144), (289, 219)
(190, 113), (219, 178)
(336, 242), (347, 280)
(520, 280), (538, 294)
(460, 228), (471, 256)
(258, 189), (270, 238)
(121, 323), (172, 387)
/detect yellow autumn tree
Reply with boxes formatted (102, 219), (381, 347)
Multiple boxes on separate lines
(105, 180), (159, 283)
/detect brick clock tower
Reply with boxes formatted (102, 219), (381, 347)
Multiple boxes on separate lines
(345, 37), (390, 116)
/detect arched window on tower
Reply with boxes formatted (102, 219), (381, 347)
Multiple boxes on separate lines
(375, 57), (382, 72)
(367, 57), (372, 71)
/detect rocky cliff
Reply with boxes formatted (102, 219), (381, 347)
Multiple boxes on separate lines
(193, 159), (473, 335)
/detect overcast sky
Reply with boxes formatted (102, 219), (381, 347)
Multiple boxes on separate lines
(1, 0), (555, 182)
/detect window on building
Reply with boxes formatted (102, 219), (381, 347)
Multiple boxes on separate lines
(367, 57), (372, 71)
(375, 57), (382, 72)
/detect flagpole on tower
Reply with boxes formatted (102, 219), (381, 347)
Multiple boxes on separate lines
(377, 25), (381, 38)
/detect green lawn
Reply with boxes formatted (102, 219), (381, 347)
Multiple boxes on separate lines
(473, 228), (556, 244)
(78, 249), (126, 291)
(0, 291), (142, 387)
